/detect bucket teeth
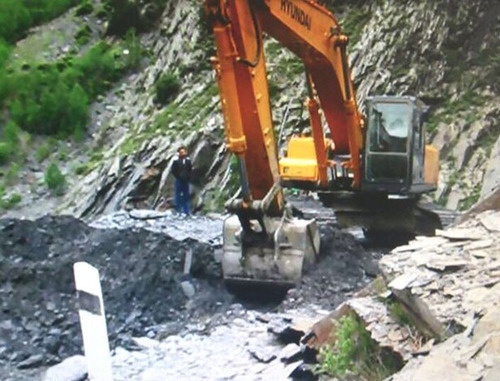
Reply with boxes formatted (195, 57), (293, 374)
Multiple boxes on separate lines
(222, 215), (320, 291)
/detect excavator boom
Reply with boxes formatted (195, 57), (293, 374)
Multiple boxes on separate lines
(207, 0), (364, 200)
(207, 0), (365, 290)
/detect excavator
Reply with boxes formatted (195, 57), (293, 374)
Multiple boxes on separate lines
(204, 0), (441, 290)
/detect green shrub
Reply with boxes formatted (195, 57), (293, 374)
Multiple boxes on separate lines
(45, 162), (66, 194)
(388, 301), (414, 327)
(268, 79), (280, 104)
(0, 38), (10, 67)
(76, 0), (94, 16)
(318, 313), (402, 379)
(459, 184), (482, 211)
(319, 314), (373, 377)
(0, 142), (12, 164)
(0, 0), (75, 43)
(155, 73), (180, 105)
(75, 24), (92, 46)
(1, 36), (142, 138)
(0, 192), (21, 209)
(123, 28), (143, 70)
(9, 72), (90, 136)
(105, 0), (141, 36)
(74, 163), (89, 175)
(0, 120), (20, 165)
(2, 192), (21, 209)
(1, 41), (135, 136)
(95, 5), (110, 19)
(104, 0), (166, 36)
(5, 162), (21, 183)
(0, 184), (22, 210)
(36, 142), (53, 162)
(4, 120), (20, 145)
(75, 42), (124, 97)
(0, 0), (31, 42)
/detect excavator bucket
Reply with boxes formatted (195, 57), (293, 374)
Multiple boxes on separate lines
(222, 215), (320, 292)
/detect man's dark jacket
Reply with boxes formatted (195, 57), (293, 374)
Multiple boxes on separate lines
(172, 156), (192, 182)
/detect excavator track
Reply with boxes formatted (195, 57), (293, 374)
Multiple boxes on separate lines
(289, 195), (461, 235)
(417, 203), (462, 229)
(293, 198), (459, 228)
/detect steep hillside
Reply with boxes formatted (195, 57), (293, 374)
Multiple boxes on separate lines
(0, 0), (499, 218)
(345, 0), (500, 210)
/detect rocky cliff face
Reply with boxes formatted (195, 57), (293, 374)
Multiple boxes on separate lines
(60, 0), (231, 216)
(341, 0), (500, 210)
(8, 0), (497, 217)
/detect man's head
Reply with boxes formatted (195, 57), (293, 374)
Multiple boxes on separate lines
(178, 146), (188, 158)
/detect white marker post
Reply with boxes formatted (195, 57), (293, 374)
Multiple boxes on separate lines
(73, 262), (113, 381)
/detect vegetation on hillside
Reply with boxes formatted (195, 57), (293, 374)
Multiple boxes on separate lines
(0, 0), (77, 43)
(0, 0), (151, 203)
(103, 0), (167, 36)
(318, 313), (403, 380)
(0, 39), (141, 138)
(155, 73), (181, 105)
(45, 162), (66, 195)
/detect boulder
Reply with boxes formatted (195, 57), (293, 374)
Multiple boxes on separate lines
(43, 355), (87, 381)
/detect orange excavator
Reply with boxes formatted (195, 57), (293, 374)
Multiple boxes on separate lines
(204, 0), (441, 289)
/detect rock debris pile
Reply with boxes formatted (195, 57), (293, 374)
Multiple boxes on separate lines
(384, 210), (500, 380)
(1, 204), (382, 380)
(0, 215), (229, 371)
(90, 210), (224, 245)
(281, 222), (380, 313)
(381, 210), (500, 335)
(310, 209), (500, 380)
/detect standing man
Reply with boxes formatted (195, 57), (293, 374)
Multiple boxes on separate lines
(172, 146), (192, 215)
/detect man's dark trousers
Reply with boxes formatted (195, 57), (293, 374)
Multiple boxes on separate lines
(175, 178), (190, 215)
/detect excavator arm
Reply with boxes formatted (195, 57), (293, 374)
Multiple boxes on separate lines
(207, 0), (282, 213)
(206, 0), (364, 207)
(206, 0), (377, 289)
(259, 0), (363, 186)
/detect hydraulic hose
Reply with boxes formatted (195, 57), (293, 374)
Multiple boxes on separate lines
(237, 2), (262, 68)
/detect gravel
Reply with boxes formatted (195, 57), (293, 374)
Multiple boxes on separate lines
(90, 210), (224, 245)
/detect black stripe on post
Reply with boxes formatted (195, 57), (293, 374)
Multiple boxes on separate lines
(77, 290), (102, 316)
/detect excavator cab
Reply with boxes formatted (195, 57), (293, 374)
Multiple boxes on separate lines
(281, 96), (441, 237)
(280, 96), (439, 195)
(363, 96), (438, 194)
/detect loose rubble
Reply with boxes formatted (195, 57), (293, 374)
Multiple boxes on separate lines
(381, 210), (500, 336)
(390, 307), (500, 381)
(90, 210), (224, 245)
(43, 355), (87, 381)
(0, 214), (230, 375)
(307, 209), (500, 380)
(1, 203), (381, 380)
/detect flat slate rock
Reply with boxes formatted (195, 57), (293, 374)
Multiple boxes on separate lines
(380, 210), (500, 330)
